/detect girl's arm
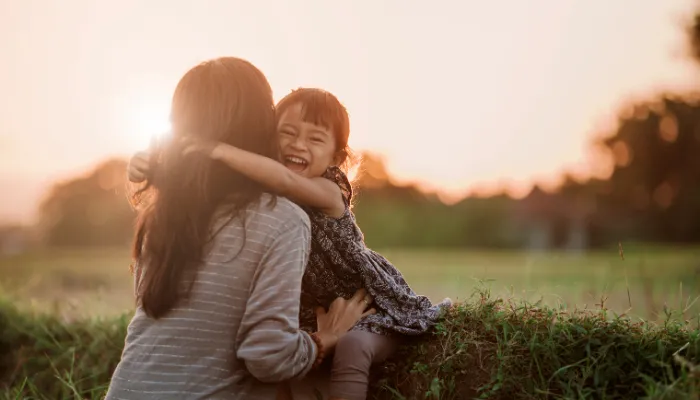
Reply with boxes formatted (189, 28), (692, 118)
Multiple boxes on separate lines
(205, 142), (346, 218)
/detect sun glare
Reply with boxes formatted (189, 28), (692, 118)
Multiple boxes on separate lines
(122, 97), (171, 149)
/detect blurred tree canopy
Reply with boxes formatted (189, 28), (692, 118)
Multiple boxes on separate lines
(577, 12), (700, 245)
(35, 152), (523, 249)
(590, 97), (700, 244)
(688, 9), (700, 65)
(352, 154), (520, 248)
(37, 159), (135, 247)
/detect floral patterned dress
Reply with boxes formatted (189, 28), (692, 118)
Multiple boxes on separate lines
(298, 166), (451, 336)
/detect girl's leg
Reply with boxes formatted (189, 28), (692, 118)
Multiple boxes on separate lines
(329, 330), (398, 400)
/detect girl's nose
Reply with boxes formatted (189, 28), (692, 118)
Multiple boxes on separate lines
(290, 137), (306, 150)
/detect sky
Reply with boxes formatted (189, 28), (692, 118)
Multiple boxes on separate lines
(1, 0), (699, 224)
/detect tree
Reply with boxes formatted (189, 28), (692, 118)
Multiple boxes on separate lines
(592, 96), (700, 243)
(570, 10), (700, 244)
(37, 159), (135, 247)
(688, 8), (700, 65)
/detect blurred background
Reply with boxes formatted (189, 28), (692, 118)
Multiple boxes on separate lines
(1, 0), (700, 322)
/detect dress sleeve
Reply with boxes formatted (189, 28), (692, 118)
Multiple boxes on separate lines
(322, 166), (353, 208)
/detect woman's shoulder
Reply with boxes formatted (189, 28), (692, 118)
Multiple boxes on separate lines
(216, 195), (310, 232)
(254, 194), (310, 228)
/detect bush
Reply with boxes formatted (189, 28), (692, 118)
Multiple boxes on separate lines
(1, 291), (699, 399)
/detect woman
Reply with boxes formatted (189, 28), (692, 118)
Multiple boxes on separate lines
(105, 57), (374, 400)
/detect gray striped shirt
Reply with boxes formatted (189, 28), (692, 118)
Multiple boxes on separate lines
(106, 195), (317, 399)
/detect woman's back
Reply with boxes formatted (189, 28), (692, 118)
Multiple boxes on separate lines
(107, 195), (315, 400)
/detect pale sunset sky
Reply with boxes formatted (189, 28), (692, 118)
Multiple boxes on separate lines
(1, 0), (699, 224)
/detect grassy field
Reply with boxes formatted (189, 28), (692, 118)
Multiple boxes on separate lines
(1, 245), (699, 399)
(0, 245), (698, 322)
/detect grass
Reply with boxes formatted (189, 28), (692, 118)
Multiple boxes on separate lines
(0, 288), (698, 399)
(1, 246), (699, 398)
(372, 288), (700, 399)
(0, 299), (129, 399)
(1, 246), (698, 321)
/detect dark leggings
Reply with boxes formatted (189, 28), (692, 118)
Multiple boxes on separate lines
(329, 330), (398, 400)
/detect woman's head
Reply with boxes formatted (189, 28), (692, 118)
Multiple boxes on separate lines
(170, 57), (277, 151)
(133, 57), (277, 318)
(275, 88), (352, 178)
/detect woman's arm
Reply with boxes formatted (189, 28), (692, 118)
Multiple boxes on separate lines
(236, 214), (317, 382)
(235, 212), (374, 382)
(204, 142), (346, 218)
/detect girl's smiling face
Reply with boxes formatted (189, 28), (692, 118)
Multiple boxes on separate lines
(277, 102), (337, 178)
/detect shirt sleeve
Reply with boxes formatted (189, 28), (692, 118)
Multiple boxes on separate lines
(235, 213), (317, 383)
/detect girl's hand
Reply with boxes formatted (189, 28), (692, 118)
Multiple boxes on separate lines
(127, 152), (150, 183)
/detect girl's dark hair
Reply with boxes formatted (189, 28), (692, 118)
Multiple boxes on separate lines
(131, 57), (278, 319)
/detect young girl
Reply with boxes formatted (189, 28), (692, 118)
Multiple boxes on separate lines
(127, 88), (451, 400)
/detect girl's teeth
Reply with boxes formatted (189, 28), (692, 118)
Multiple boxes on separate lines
(287, 156), (306, 164)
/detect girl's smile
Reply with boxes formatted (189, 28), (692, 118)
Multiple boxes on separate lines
(283, 155), (309, 173)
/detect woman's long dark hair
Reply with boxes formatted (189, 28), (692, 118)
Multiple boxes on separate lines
(131, 57), (278, 319)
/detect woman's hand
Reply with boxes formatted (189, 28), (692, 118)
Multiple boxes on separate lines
(314, 289), (376, 351)
(127, 152), (150, 183)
